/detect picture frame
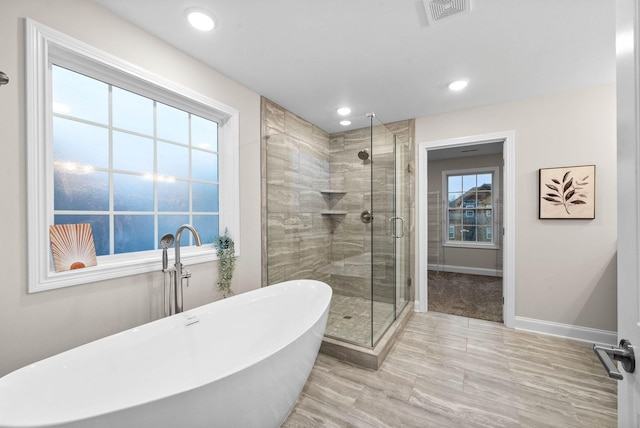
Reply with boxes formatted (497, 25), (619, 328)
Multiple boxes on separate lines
(539, 165), (595, 219)
(49, 223), (97, 272)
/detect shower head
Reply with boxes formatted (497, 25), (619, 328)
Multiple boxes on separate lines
(358, 148), (370, 160)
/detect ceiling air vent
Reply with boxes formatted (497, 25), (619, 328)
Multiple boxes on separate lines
(423, 0), (470, 25)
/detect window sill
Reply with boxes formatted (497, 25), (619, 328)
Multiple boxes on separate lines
(30, 246), (224, 293)
(443, 242), (499, 250)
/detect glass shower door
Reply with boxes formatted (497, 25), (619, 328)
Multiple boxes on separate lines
(395, 132), (410, 315)
(371, 119), (397, 346)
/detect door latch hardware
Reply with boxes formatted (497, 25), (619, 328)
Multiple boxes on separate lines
(593, 339), (635, 380)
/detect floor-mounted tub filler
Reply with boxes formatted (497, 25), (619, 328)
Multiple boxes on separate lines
(0, 280), (331, 428)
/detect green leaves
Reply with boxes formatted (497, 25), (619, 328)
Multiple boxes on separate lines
(214, 228), (235, 298)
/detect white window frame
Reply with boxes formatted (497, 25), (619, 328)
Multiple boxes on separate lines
(26, 19), (240, 292)
(442, 167), (499, 249)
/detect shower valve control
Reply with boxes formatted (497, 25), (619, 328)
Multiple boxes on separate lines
(360, 210), (374, 224)
(182, 269), (192, 287)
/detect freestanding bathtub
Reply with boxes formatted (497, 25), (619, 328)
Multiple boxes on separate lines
(0, 279), (331, 428)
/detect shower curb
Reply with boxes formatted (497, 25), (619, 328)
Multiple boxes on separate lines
(319, 304), (414, 370)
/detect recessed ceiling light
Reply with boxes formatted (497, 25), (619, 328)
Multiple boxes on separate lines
(340, 120), (351, 126)
(448, 79), (469, 91)
(337, 107), (351, 116)
(187, 9), (215, 31)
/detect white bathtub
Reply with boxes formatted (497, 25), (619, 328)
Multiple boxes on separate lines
(0, 279), (331, 428)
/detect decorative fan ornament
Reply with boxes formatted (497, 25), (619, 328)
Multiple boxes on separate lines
(49, 224), (97, 272)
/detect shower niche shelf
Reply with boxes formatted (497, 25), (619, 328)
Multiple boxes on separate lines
(320, 190), (347, 232)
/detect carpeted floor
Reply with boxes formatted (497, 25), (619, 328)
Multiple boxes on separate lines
(428, 270), (503, 323)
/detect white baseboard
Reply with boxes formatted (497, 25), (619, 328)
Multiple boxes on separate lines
(428, 264), (502, 277)
(514, 316), (617, 346)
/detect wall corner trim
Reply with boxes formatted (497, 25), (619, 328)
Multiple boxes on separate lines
(514, 316), (617, 346)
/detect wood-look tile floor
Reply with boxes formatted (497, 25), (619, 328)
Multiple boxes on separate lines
(283, 311), (617, 427)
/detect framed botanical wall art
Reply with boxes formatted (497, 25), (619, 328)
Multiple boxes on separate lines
(539, 165), (595, 219)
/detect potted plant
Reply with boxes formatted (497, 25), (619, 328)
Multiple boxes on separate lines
(213, 228), (235, 298)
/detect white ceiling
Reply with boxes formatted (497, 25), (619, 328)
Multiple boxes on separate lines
(92, 0), (616, 134)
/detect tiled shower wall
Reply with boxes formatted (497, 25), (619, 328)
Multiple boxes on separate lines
(261, 97), (415, 304)
(329, 126), (392, 301)
(261, 98), (332, 285)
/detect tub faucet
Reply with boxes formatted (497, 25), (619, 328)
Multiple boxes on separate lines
(172, 224), (202, 314)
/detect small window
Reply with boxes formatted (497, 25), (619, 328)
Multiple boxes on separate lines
(26, 19), (240, 292)
(443, 168), (498, 248)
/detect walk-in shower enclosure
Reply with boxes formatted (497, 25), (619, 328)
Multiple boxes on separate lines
(261, 98), (411, 348)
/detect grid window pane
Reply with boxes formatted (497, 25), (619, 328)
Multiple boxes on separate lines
(192, 150), (218, 182)
(461, 226), (476, 241)
(448, 192), (463, 208)
(193, 183), (219, 212)
(112, 87), (154, 136)
(158, 180), (189, 212)
(446, 171), (495, 245)
(192, 115), (218, 151)
(158, 142), (189, 179)
(157, 102), (188, 144)
(448, 175), (462, 192)
(477, 226), (493, 242)
(52, 67), (220, 257)
(113, 131), (154, 173)
(54, 169), (109, 211)
(462, 175), (476, 192)
(114, 215), (154, 253)
(448, 210), (462, 224)
(193, 214), (219, 245)
(52, 65), (108, 125)
(113, 173), (154, 211)
(477, 174), (492, 189)
(477, 209), (493, 225)
(53, 117), (109, 168)
(477, 191), (492, 207)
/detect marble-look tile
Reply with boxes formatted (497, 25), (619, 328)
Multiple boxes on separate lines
(344, 169), (371, 192)
(266, 212), (285, 241)
(261, 97), (285, 135)
(266, 184), (299, 213)
(299, 190), (325, 212)
(284, 110), (313, 140)
(285, 311), (617, 427)
(342, 128), (371, 149)
(266, 132), (298, 164)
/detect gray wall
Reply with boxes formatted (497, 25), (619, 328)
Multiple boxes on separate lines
(0, 0), (262, 377)
(416, 84), (617, 331)
(427, 154), (503, 275)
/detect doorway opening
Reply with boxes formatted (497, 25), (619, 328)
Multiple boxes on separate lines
(427, 142), (503, 322)
(416, 131), (515, 327)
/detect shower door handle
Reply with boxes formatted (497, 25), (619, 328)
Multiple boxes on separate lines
(390, 217), (405, 238)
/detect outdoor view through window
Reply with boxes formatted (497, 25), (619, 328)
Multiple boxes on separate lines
(446, 172), (493, 244)
(52, 65), (220, 256)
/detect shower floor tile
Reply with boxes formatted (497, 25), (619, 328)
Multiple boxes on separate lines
(324, 294), (395, 346)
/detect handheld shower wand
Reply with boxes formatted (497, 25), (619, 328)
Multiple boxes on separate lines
(160, 233), (175, 317)
(160, 233), (175, 270)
